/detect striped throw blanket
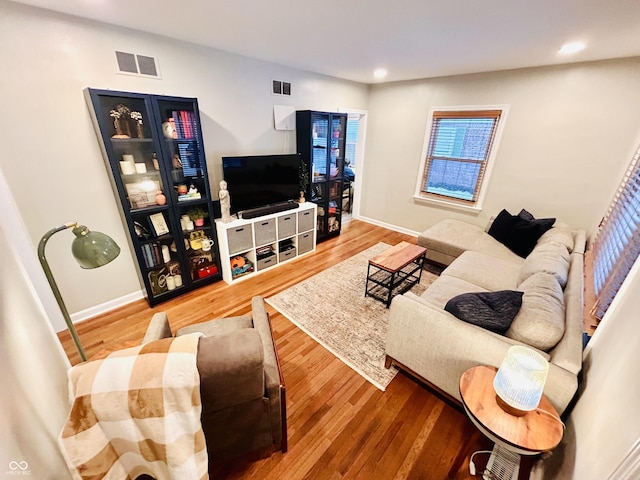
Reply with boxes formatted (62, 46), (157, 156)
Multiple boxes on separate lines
(59, 333), (208, 480)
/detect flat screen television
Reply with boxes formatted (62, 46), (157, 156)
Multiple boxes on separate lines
(222, 154), (301, 214)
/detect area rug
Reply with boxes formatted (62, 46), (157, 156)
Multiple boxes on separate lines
(266, 242), (439, 391)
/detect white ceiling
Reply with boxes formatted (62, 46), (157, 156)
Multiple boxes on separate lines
(12, 0), (640, 84)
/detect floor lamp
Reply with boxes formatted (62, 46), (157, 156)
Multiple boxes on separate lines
(38, 222), (121, 362)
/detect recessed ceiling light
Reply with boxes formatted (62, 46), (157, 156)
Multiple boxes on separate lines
(373, 68), (388, 79)
(559, 42), (586, 55)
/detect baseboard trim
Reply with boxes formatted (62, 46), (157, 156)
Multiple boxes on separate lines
(68, 290), (144, 329)
(64, 218), (416, 332)
(357, 215), (421, 238)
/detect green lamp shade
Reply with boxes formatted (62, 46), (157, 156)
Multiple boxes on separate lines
(71, 225), (121, 269)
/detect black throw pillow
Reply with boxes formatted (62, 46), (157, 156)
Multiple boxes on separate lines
(517, 209), (535, 221)
(487, 209), (517, 244)
(511, 210), (555, 256)
(488, 208), (556, 257)
(444, 290), (524, 334)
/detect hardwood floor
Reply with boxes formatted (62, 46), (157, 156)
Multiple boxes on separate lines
(58, 219), (505, 479)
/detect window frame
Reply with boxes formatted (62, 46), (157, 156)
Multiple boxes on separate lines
(414, 105), (509, 212)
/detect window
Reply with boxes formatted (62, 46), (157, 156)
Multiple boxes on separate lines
(345, 115), (360, 168)
(587, 144), (640, 325)
(415, 108), (505, 209)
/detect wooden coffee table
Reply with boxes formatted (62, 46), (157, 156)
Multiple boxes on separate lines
(365, 241), (427, 307)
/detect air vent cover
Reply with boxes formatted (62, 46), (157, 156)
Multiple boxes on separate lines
(272, 80), (291, 96)
(115, 51), (137, 74)
(115, 51), (161, 78)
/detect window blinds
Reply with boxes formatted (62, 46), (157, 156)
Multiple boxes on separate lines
(421, 110), (501, 203)
(590, 144), (640, 321)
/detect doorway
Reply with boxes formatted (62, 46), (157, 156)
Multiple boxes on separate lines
(340, 110), (367, 223)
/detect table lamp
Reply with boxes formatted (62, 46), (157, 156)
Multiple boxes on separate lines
(493, 345), (549, 416)
(38, 222), (121, 362)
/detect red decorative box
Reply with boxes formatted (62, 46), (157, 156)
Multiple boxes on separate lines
(197, 265), (218, 279)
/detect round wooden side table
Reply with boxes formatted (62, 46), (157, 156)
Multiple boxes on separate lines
(459, 365), (564, 478)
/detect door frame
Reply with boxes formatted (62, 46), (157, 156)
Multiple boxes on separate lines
(337, 108), (367, 220)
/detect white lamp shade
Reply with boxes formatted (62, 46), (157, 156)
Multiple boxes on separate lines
(493, 346), (549, 415)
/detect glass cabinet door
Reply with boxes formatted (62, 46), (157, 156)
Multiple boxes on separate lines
(330, 116), (346, 179)
(152, 98), (219, 286)
(94, 94), (165, 211)
(311, 183), (327, 233)
(311, 114), (329, 182)
(327, 180), (342, 234)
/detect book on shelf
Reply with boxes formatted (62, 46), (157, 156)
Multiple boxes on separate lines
(177, 192), (202, 202)
(171, 110), (197, 139)
(177, 142), (199, 176)
(141, 243), (154, 268)
(151, 243), (162, 265)
(142, 241), (168, 268)
(149, 212), (169, 236)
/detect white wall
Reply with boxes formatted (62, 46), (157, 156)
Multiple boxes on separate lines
(0, 167), (72, 478)
(363, 58), (640, 237)
(0, 1), (369, 329)
(531, 256), (640, 479)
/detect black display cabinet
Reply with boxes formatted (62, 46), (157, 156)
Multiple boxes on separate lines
(85, 88), (221, 306)
(296, 110), (347, 241)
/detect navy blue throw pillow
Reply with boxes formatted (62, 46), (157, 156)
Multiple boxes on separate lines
(444, 290), (524, 334)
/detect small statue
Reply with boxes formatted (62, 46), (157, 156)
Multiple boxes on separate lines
(219, 180), (232, 223)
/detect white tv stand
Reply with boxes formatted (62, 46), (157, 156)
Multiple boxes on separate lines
(215, 202), (317, 284)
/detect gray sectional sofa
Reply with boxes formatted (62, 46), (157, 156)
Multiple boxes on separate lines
(385, 218), (586, 415)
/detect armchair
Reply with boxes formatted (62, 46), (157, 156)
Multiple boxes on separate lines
(143, 296), (287, 461)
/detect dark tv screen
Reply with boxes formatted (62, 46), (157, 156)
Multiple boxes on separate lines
(222, 154), (301, 214)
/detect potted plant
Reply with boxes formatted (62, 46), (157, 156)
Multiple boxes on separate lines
(298, 158), (309, 203)
(187, 207), (208, 227)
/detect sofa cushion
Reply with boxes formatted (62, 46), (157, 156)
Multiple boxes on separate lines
(444, 290), (524, 334)
(536, 223), (575, 253)
(488, 209), (555, 258)
(177, 314), (253, 337)
(506, 273), (565, 351)
(197, 330), (265, 412)
(420, 274), (490, 309)
(517, 242), (571, 288)
(418, 219), (484, 263)
(468, 233), (526, 264)
(442, 250), (522, 291)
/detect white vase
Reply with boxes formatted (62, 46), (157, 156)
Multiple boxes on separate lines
(162, 121), (175, 139)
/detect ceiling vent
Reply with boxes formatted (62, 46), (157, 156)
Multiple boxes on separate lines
(115, 51), (161, 78)
(272, 80), (291, 96)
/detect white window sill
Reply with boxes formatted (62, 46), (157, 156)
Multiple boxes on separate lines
(413, 194), (483, 214)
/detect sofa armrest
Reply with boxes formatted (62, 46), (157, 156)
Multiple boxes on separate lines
(249, 296), (285, 448)
(548, 252), (585, 376)
(197, 329), (265, 413)
(142, 312), (173, 344)
(250, 296), (282, 393)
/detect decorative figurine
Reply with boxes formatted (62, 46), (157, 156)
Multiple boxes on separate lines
(109, 104), (131, 138)
(130, 111), (144, 138)
(219, 180), (232, 223)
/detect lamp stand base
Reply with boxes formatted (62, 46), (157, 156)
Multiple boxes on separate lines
(495, 394), (528, 417)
